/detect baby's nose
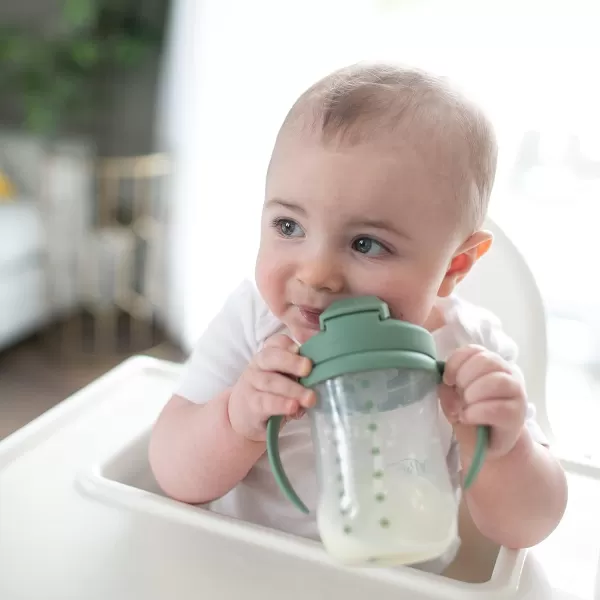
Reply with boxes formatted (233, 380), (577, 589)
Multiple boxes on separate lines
(296, 257), (344, 293)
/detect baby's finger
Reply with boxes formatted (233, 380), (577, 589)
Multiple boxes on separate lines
(262, 334), (299, 352)
(454, 351), (513, 391)
(254, 346), (312, 379)
(256, 393), (301, 419)
(460, 398), (523, 428)
(463, 372), (524, 406)
(250, 370), (315, 406)
(443, 345), (485, 386)
(438, 384), (462, 424)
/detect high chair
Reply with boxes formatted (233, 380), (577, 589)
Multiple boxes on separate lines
(458, 218), (553, 444)
(0, 220), (598, 600)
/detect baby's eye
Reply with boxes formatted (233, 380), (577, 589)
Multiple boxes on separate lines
(352, 237), (387, 257)
(274, 218), (304, 238)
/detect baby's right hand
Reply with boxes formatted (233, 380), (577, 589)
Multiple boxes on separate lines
(228, 334), (316, 441)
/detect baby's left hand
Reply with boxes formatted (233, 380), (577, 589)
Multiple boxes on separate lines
(440, 345), (527, 459)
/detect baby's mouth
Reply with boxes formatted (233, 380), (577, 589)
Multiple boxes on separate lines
(297, 306), (324, 328)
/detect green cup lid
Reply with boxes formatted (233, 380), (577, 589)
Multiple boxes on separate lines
(299, 296), (441, 388)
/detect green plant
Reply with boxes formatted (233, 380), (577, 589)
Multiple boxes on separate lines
(0, 0), (168, 136)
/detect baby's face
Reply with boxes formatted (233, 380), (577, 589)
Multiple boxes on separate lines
(256, 135), (465, 343)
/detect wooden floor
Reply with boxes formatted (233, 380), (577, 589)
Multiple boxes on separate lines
(0, 321), (185, 440)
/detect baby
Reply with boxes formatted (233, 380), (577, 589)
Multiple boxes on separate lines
(149, 63), (567, 572)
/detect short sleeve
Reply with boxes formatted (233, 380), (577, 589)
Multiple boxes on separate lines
(176, 280), (260, 404)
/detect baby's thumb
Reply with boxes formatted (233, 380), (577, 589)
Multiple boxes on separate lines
(438, 383), (462, 425)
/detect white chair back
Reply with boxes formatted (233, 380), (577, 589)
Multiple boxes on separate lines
(458, 219), (552, 441)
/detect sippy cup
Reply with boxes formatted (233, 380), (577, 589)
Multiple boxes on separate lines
(266, 297), (488, 566)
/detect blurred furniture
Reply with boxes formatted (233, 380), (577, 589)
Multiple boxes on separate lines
(0, 201), (46, 351)
(0, 131), (92, 352)
(77, 153), (170, 352)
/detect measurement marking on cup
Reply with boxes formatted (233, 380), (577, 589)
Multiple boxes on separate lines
(379, 518), (390, 528)
(373, 470), (384, 479)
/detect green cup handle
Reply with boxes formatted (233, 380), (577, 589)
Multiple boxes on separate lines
(266, 415), (310, 514)
(438, 361), (488, 490)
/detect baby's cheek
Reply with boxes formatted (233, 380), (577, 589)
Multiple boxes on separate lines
(376, 286), (420, 320)
(254, 256), (269, 289)
(386, 292), (437, 327)
(256, 264), (276, 301)
(255, 253), (288, 313)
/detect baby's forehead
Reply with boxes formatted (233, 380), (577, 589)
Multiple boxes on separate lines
(267, 134), (471, 240)
(271, 124), (473, 209)
(271, 65), (497, 233)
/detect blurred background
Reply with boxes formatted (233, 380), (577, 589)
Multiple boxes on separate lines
(0, 0), (598, 461)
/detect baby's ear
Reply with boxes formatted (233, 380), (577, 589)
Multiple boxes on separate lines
(438, 230), (493, 298)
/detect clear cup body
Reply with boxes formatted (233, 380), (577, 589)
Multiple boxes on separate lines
(311, 368), (458, 565)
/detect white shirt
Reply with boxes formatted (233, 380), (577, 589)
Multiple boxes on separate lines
(176, 279), (546, 572)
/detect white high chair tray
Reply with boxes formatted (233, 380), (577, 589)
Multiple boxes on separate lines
(0, 356), (598, 600)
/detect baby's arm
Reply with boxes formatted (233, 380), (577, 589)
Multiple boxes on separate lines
(149, 334), (315, 504)
(455, 425), (567, 549)
(441, 345), (567, 548)
(149, 391), (265, 504)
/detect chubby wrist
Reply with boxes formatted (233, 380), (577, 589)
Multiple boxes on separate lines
(504, 428), (536, 462)
(219, 388), (267, 449)
(456, 425), (535, 474)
